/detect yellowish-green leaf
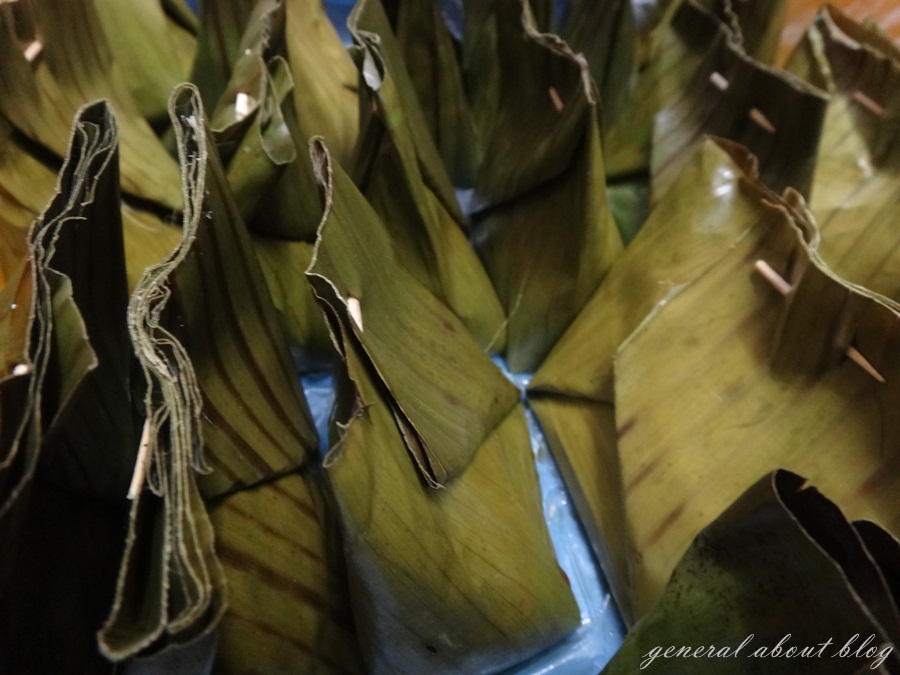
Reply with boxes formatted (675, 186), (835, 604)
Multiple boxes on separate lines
(787, 7), (900, 301)
(0, 0), (182, 210)
(209, 473), (363, 674)
(613, 168), (900, 618)
(284, 0), (359, 165)
(93, 0), (196, 122)
(603, 472), (900, 673)
(307, 139), (518, 485)
(348, 0), (508, 350)
(324, 322), (579, 672)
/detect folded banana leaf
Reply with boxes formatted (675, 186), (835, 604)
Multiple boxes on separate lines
(0, 115), (182, 292)
(467, 1), (623, 372)
(93, 0), (196, 123)
(649, 0), (829, 201)
(604, 0), (788, 180)
(252, 236), (336, 368)
(530, 138), (768, 623)
(322, 303), (578, 673)
(0, 0), (182, 210)
(307, 139), (518, 486)
(100, 85), (320, 659)
(785, 6), (900, 301)
(611, 159), (900, 618)
(284, 0), (359, 165)
(1, 101), (137, 674)
(190, 0), (257, 109)
(214, 55), (296, 222)
(603, 471), (900, 674)
(208, 472), (363, 674)
(347, 0), (508, 350)
(384, 0), (480, 187)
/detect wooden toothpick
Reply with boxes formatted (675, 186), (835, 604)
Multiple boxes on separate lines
(754, 259), (886, 383)
(23, 41), (42, 63)
(852, 90), (885, 118)
(234, 92), (254, 122)
(347, 296), (363, 332)
(749, 108), (776, 134)
(709, 71), (730, 91)
(548, 86), (564, 112)
(127, 419), (152, 500)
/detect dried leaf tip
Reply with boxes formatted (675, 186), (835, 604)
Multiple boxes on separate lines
(127, 419), (153, 499)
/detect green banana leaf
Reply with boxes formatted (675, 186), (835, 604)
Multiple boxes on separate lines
(786, 7), (900, 301)
(190, 0), (257, 109)
(101, 85), (319, 659)
(529, 134), (900, 622)
(650, 0), (829, 201)
(387, 0), (480, 186)
(559, 0), (636, 125)
(530, 139), (771, 622)
(347, 0), (508, 351)
(0, 0), (182, 210)
(603, 0), (787, 180)
(0, 114), (183, 292)
(611, 161), (900, 618)
(603, 471), (900, 674)
(215, 55), (297, 223)
(0, 101), (139, 674)
(93, 0), (196, 123)
(322, 306), (579, 673)
(252, 236), (336, 369)
(307, 139), (518, 486)
(284, 0), (359, 165)
(467, 1), (622, 372)
(208, 472), (363, 673)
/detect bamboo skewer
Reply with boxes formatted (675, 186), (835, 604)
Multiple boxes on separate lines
(754, 260), (885, 383)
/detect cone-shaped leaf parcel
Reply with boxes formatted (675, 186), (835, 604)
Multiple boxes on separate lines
(303, 139), (579, 665)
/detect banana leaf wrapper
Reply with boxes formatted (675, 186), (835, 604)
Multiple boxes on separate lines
(190, 0), (257, 110)
(347, 0), (508, 351)
(100, 85), (320, 660)
(603, 0), (786, 179)
(530, 138), (768, 623)
(610, 156), (900, 618)
(284, 0), (359, 165)
(650, 0), (828, 202)
(207, 471), (364, 674)
(0, 0), (182, 210)
(0, 102), (140, 673)
(201, 0), (338, 244)
(786, 6), (900, 302)
(384, 0), (480, 187)
(93, 0), (196, 123)
(530, 134), (900, 621)
(466, 1), (622, 372)
(321, 305), (578, 674)
(0, 114), (183, 292)
(603, 471), (900, 674)
(307, 139), (518, 487)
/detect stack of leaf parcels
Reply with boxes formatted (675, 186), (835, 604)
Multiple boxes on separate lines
(0, 0), (897, 673)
